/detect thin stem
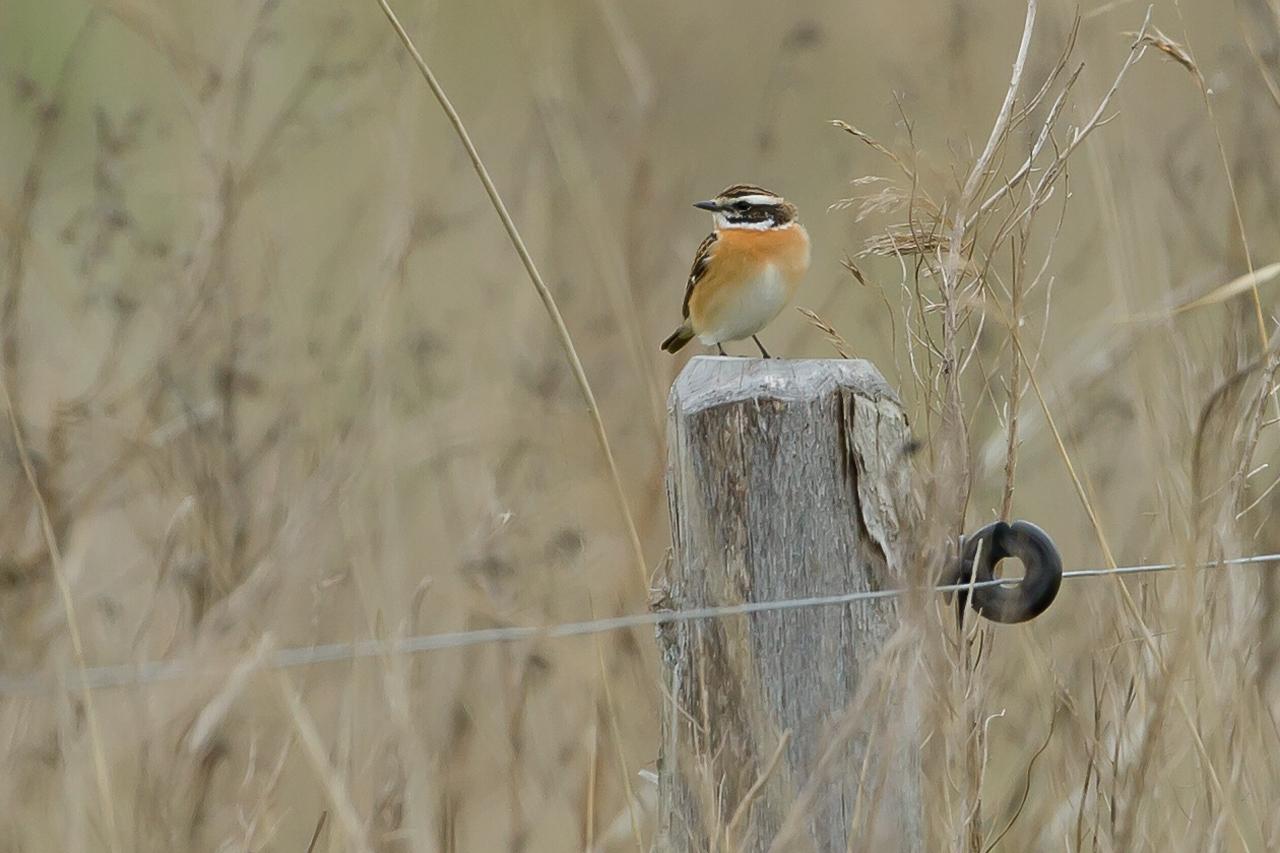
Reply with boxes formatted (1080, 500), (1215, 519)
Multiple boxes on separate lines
(374, 0), (648, 591)
(0, 372), (121, 853)
(1172, 0), (1277, 417)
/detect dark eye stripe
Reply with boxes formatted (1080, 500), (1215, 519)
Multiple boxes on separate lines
(725, 203), (792, 225)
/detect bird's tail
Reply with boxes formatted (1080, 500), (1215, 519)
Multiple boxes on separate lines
(660, 323), (694, 353)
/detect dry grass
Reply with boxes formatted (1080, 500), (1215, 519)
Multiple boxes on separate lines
(2, 0), (1280, 850)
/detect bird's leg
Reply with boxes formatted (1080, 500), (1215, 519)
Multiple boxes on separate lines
(752, 335), (772, 359)
(716, 343), (727, 356)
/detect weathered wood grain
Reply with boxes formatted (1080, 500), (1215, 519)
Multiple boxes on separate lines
(657, 356), (921, 851)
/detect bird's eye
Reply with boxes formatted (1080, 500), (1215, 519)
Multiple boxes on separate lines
(733, 201), (750, 212)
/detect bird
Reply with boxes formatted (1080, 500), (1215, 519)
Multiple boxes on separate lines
(660, 184), (810, 358)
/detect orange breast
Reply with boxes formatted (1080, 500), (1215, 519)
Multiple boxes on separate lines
(687, 225), (810, 334)
(714, 224), (811, 280)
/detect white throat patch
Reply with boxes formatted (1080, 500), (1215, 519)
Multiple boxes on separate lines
(714, 215), (796, 232)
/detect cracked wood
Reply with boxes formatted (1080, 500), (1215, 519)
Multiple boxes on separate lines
(657, 356), (922, 852)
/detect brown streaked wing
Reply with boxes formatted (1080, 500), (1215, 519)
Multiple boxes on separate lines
(681, 232), (718, 318)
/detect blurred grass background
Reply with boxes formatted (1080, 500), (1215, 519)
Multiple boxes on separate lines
(2, 0), (1280, 849)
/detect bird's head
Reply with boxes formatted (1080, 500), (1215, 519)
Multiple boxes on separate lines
(693, 184), (798, 231)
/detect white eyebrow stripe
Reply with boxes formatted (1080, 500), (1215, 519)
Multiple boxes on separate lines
(729, 194), (782, 206)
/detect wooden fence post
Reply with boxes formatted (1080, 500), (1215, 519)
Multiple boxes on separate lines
(657, 356), (922, 851)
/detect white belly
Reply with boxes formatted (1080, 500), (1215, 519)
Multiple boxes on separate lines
(697, 264), (791, 345)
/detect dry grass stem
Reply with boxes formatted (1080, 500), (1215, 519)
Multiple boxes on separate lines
(795, 308), (852, 358)
(374, 0), (649, 591)
(4, 1), (1279, 849)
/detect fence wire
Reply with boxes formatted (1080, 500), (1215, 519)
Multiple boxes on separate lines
(2, 553), (1278, 696)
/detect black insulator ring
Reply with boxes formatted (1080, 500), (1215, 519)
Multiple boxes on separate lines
(949, 520), (1063, 624)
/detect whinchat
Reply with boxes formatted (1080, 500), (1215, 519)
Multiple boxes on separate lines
(660, 184), (810, 358)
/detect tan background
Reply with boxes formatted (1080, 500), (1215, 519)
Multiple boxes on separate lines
(3, 0), (1280, 849)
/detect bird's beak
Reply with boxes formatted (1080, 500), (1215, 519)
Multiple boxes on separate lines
(692, 199), (720, 211)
